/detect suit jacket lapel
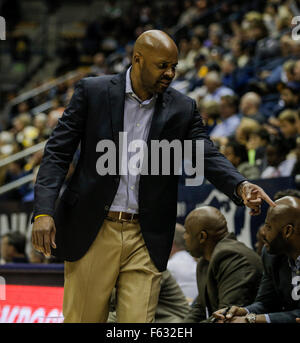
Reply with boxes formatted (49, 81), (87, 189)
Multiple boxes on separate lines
(147, 90), (173, 144)
(108, 72), (126, 145)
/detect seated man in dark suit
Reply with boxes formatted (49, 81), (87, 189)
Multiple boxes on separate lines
(213, 196), (300, 323)
(183, 206), (263, 323)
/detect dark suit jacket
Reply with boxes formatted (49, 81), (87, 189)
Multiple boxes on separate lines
(33, 71), (246, 272)
(246, 247), (300, 323)
(184, 233), (263, 322)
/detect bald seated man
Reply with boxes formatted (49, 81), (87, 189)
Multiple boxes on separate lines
(32, 29), (275, 323)
(214, 196), (300, 323)
(183, 206), (263, 323)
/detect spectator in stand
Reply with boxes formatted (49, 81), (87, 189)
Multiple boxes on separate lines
(272, 82), (300, 120)
(10, 113), (32, 136)
(188, 71), (234, 104)
(235, 118), (261, 147)
(29, 248), (46, 264)
(198, 100), (219, 135)
(278, 109), (299, 140)
(0, 232), (28, 264)
(47, 109), (64, 131)
(264, 59), (295, 90)
(239, 92), (265, 124)
(9, 101), (31, 125)
(210, 95), (240, 139)
(246, 128), (270, 173)
(261, 136), (296, 179)
(185, 53), (208, 92)
(183, 206), (262, 323)
(220, 54), (252, 96)
(223, 139), (260, 180)
(0, 131), (16, 158)
(33, 113), (48, 141)
(167, 223), (198, 304)
(293, 59), (300, 82)
(90, 52), (107, 76)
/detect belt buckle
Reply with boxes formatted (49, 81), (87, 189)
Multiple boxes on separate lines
(118, 211), (134, 222)
(118, 211), (129, 223)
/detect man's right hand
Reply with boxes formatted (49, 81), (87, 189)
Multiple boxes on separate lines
(212, 306), (247, 322)
(32, 216), (56, 257)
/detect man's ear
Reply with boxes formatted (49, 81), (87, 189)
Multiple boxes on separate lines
(133, 52), (142, 65)
(199, 230), (207, 244)
(283, 224), (294, 240)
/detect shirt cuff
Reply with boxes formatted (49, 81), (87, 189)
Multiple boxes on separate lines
(265, 314), (271, 323)
(245, 308), (271, 323)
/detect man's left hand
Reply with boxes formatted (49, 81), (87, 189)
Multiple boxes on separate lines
(237, 181), (276, 216)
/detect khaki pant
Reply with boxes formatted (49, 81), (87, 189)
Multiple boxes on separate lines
(63, 219), (162, 323)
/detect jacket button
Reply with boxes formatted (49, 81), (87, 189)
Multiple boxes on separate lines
(104, 205), (109, 211)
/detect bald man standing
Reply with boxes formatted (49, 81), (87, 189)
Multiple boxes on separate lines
(214, 196), (300, 323)
(32, 30), (274, 322)
(183, 206), (263, 322)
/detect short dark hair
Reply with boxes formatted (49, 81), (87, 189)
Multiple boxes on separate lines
(251, 128), (270, 143)
(268, 135), (295, 156)
(2, 231), (26, 254)
(220, 94), (239, 110)
(226, 139), (248, 163)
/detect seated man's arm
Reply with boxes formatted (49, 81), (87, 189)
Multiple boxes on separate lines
(155, 270), (190, 323)
(247, 249), (300, 323)
(245, 271), (280, 315)
(182, 295), (206, 323)
(265, 309), (300, 323)
(216, 252), (262, 310)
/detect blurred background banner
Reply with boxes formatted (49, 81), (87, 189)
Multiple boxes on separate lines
(0, 263), (64, 323)
(0, 284), (64, 323)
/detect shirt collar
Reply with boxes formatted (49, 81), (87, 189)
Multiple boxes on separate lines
(125, 67), (157, 106)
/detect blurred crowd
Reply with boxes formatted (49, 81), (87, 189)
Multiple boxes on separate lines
(1, 0), (300, 199)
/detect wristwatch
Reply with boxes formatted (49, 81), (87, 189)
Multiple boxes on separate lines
(245, 313), (256, 323)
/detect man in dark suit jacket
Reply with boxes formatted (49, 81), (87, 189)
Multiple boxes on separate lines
(213, 196), (300, 323)
(183, 206), (263, 322)
(31, 30), (275, 323)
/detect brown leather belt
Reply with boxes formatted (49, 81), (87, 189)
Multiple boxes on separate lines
(106, 211), (139, 223)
